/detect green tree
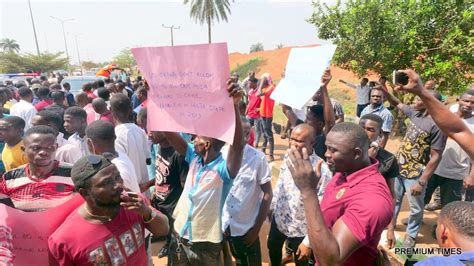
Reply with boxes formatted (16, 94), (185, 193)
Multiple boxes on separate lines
(0, 38), (20, 53)
(250, 42), (264, 53)
(184, 0), (233, 43)
(81, 60), (99, 70)
(112, 48), (136, 71)
(308, 0), (473, 94)
(276, 43), (284, 50)
(0, 52), (67, 73)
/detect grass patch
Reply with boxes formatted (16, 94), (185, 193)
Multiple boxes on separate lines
(231, 57), (265, 78)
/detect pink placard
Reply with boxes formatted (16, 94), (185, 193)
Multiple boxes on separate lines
(0, 195), (83, 265)
(132, 43), (236, 143)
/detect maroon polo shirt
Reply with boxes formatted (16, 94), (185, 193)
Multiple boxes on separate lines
(318, 159), (393, 266)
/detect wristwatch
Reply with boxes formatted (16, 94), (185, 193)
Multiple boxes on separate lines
(417, 180), (427, 187)
(144, 209), (157, 223)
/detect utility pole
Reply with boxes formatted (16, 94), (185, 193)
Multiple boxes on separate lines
(162, 24), (180, 46)
(50, 16), (74, 67)
(27, 0), (40, 56)
(74, 35), (82, 74)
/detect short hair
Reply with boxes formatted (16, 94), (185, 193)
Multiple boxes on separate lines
(308, 105), (325, 123)
(137, 107), (147, 124)
(428, 90), (443, 102)
(85, 120), (115, 141)
(369, 87), (384, 97)
(18, 87), (33, 98)
(51, 91), (65, 102)
(37, 87), (50, 97)
(1, 116), (25, 130)
(97, 80), (105, 87)
(36, 110), (62, 129)
(92, 98), (107, 110)
(360, 114), (384, 130)
(440, 201), (474, 240)
(462, 89), (474, 97)
(249, 77), (258, 83)
(25, 125), (57, 138)
(104, 78), (112, 84)
(82, 82), (92, 92)
(62, 82), (70, 88)
(50, 83), (61, 91)
(64, 106), (87, 121)
(329, 122), (369, 149)
(110, 94), (131, 114)
(362, 78), (369, 82)
(137, 86), (147, 96)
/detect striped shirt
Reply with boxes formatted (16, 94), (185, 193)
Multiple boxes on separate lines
(173, 143), (232, 243)
(0, 162), (75, 212)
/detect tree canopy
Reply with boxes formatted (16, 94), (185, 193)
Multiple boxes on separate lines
(0, 52), (67, 73)
(250, 42), (264, 53)
(112, 48), (135, 70)
(0, 38), (20, 53)
(184, 0), (232, 43)
(308, 0), (473, 94)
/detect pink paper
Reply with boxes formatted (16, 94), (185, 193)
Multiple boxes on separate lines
(0, 195), (83, 265)
(132, 43), (236, 143)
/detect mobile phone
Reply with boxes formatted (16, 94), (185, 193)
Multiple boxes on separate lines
(392, 70), (409, 86)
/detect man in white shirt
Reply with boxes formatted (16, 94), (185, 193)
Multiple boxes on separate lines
(110, 94), (151, 197)
(30, 110), (82, 164)
(64, 107), (90, 157)
(221, 117), (273, 265)
(339, 78), (370, 117)
(10, 87), (37, 131)
(85, 120), (140, 193)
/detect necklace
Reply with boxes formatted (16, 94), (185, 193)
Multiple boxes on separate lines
(84, 205), (114, 223)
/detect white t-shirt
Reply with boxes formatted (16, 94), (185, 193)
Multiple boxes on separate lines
(112, 151), (141, 193)
(115, 123), (150, 190)
(10, 100), (38, 131)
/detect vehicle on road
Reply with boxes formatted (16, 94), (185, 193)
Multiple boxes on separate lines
(60, 75), (103, 95)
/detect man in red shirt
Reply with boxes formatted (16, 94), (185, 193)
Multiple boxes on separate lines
(34, 87), (53, 111)
(48, 154), (169, 265)
(257, 74), (276, 161)
(92, 98), (115, 125)
(287, 122), (393, 266)
(246, 76), (262, 147)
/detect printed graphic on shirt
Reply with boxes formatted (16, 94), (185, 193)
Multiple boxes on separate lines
(154, 154), (171, 200)
(88, 246), (107, 265)
(119, 230), (137, 257)
(132, 223), (144, 247)
(397, 123), (430, 178)
(104, 236), (125, 265)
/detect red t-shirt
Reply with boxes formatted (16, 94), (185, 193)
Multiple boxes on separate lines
(48, 207), (147, 266)
(247, 129), (255, 147)
(100, 111), (115, 125)
(34, 99), (53, 111)
(259, 85), (275, 118)
(246, 89), (262, 119)
(318, 159), (393, 266)
(83, 103), (97, 125)
(85, 91), (97, 100)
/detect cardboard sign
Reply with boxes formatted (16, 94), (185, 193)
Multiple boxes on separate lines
(132, 43), (236, 143)
(271, 45), (337, 109)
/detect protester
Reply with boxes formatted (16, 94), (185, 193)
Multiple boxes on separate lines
(62, 82), (75, 107)
(245, 76), (263, 147)
(75, 92), (97, 124)
(92, 98), (115, 125)
(257, 73), (276, 161)
(307, 87), (345, 124)
(85, 120), (140, 193)
(222, 117), (273, 266)
(31, 111), (82, 164)
(48, 155), (169, 265)
(424, 90), (474, 208)
(0, 116), (27, 171)
(34, 87), (53, 111)
(358, 114), (400, 248)
(339, 78), (370, 117)
(9, 87), (37, 131)
(414, 201), (474, 265)
(64, 107), (90, 156)
(144, 131), (189, 258)
(82, 82), (96, 100)
(44, 90), (68, 120)
(360, 87), (393, 148)
(0, 126), (75, 211)
(165, 80), (245, 265)
(268, 123), (332, 266)
(287, 122), (393, 265)
(133, 87), (147, 114)
(110, 94), (151, 196)
(383, 87), (447, 248)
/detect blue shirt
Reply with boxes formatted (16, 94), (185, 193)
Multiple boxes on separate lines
(415, 251), (474, 266)
(360, 104), (394, 132)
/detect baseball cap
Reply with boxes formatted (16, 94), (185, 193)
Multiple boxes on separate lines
(71, 155), (113, 187)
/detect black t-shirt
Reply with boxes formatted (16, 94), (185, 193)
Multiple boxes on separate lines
(151, 146), (189, 215)
(375, 148), (399, 180)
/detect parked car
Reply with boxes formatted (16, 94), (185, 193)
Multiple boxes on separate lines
(60, 75), (103, 95)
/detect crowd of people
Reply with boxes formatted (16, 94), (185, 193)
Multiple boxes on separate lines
(0, 67), (472, 266)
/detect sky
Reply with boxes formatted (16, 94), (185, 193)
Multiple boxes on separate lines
(0, 0), (335, 64)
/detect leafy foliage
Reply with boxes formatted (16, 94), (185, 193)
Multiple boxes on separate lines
(81, 60), (99, 70)
(276, 43), (284, 50)
(250, 42), (264, 53)
(308, 0), (473, 94)
(112, 48), (135, 70)
(0, 38), (20, 53)
(231, 57), (265, 79)
(0, 52), (67, 73)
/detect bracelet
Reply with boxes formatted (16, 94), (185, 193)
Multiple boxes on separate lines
(144, 209), (156, 224)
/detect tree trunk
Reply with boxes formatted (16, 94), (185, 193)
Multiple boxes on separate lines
(207, 16), (211, 43)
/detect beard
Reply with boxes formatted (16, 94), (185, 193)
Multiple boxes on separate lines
(93, 197), (121, 209)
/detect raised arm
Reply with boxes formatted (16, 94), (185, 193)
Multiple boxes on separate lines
(281, 104), (300, 127)
(321, 70), (335, 135)
(396, 69), (474, 160)
(382, 89), (405, 111)
(338, 79), (357, 89)
(226, 81), (245, 179)
(163, 132), (188, 156)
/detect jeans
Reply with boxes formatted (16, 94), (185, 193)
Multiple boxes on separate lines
(261, 117), (274, 156)
(227, 235), (262, 266)
(424, 174), (463, 207)
(394, 175), (427, 239)
(267, 218), (313, 266)
(168, 233), (223, 266)
(248, 117), (264, 148)
(356, 103), (369, 117)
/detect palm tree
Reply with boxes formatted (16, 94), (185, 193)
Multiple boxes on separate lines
(183, 0), (232, 43)
(0, 38), (20, 53)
